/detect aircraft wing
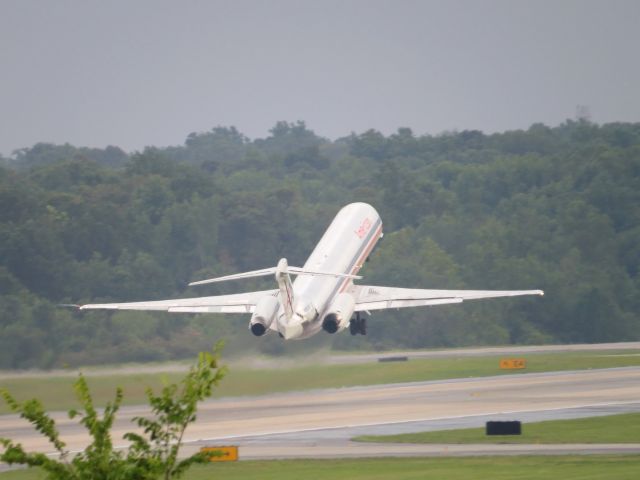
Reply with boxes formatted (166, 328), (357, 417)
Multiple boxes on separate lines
(79, 289), (278, 314)
(351, 285), (543, 312)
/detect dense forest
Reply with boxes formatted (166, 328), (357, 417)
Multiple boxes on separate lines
(1, 120), (639, 368)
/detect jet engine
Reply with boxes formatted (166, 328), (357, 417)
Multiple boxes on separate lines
(249, 296), (279, 336)
(322, 293), (356, 334)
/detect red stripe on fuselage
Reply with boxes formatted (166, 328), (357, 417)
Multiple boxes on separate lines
(285, 277), (293, 312)
(338, 222), (383, 294)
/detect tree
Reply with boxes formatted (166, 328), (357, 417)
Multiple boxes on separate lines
(2, 121), (640, 364)
(0, 346), (226, 479)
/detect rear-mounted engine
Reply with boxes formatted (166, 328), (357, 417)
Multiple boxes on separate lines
(249, 296), (279, 336)
(322, 293), (355, 334)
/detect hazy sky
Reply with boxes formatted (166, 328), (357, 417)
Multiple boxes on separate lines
(1, 0), (639, 155)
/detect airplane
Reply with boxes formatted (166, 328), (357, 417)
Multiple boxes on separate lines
(79, 202), (544, 340)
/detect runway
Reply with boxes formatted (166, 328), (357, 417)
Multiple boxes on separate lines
(2, 366), (640, 463)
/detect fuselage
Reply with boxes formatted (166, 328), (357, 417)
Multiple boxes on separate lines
(276, 202), (383, 339)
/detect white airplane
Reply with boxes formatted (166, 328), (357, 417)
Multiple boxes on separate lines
(80, 203), (543, 340)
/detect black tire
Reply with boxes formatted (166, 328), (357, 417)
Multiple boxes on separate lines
(349, 319), (358, 335)
(360, 317), (367, 335)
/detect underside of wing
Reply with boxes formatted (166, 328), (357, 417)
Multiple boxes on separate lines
(79, 289), (279, 314)
(351, 285), (543, 312)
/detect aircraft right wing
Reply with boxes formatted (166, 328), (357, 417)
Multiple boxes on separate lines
(350, 285), (543, 312)
(79, 289), (279, 314)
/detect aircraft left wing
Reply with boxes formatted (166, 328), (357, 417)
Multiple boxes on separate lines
(350, 285), (543, 312)
(79, 289), (279, 314)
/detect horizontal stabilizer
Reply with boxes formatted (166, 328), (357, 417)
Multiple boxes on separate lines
(189, 262), (361, 286)
(189, 268), (277, 286)
(287, 267), (361, 280)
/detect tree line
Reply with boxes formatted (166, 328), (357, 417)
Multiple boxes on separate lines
(1, 120), (639, 368)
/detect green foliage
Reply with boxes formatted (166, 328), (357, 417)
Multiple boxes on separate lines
(1, 120), (640, 367)
(0, 347), (226, 479)
(123, 349), (227, 478)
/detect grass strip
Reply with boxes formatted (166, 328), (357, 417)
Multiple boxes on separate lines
(354, 412), (640, 444)
(3, 456), (640, 480)
(1, 350), (640, 415)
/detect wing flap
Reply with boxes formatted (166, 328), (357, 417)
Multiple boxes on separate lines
(168, 305), (254, 314)
(356, 297), (463, 311)
(79, 289), (278, 314)
(352, 285), (543, 312)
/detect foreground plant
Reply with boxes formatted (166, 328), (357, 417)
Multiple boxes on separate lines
(0, 345), (226, 479)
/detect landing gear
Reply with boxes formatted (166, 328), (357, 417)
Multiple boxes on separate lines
(349, 312), (367, 336)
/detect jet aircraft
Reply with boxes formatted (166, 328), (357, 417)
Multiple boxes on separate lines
(80, 203), (543, 340)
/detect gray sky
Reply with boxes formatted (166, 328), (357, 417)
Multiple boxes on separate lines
(1, 0), (639, 155)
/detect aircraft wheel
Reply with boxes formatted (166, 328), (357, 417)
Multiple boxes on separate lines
(349, 319), (358, 336)
(360, 317), (367, 335)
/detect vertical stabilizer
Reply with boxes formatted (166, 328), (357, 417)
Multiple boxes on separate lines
(276, 258), (295, 319)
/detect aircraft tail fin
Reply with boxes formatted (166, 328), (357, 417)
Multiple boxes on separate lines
(275, 258), (295, 318)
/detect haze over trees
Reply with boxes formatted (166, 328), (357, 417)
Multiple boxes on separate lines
(1, 120), (639, 368)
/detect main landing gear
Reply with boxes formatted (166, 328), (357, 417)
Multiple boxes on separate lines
(349, 312), (367, 336)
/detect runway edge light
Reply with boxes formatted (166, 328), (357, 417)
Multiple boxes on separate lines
(200, 446), (239, 462)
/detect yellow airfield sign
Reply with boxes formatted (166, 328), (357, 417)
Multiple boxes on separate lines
(200, 446), (239, 462)
(499, 358), (526, 369)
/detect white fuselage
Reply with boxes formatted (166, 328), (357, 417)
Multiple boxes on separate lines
(276, 202), (383, 339)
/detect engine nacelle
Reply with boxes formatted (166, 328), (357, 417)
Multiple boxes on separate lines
(249, 295), (279, 336)
(322, 293), (356, 334)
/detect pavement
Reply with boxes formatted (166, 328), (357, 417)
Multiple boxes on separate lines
(2, 365), (640, 466)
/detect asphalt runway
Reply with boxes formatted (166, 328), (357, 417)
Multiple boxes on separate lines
(2, 366), (640, 464)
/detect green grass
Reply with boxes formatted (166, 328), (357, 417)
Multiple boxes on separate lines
(1, 350), (640, 415)
(3, 456), (640, 480)
(354, 412), (640, 444)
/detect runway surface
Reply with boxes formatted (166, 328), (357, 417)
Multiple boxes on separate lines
(2, 366), (640, 464)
